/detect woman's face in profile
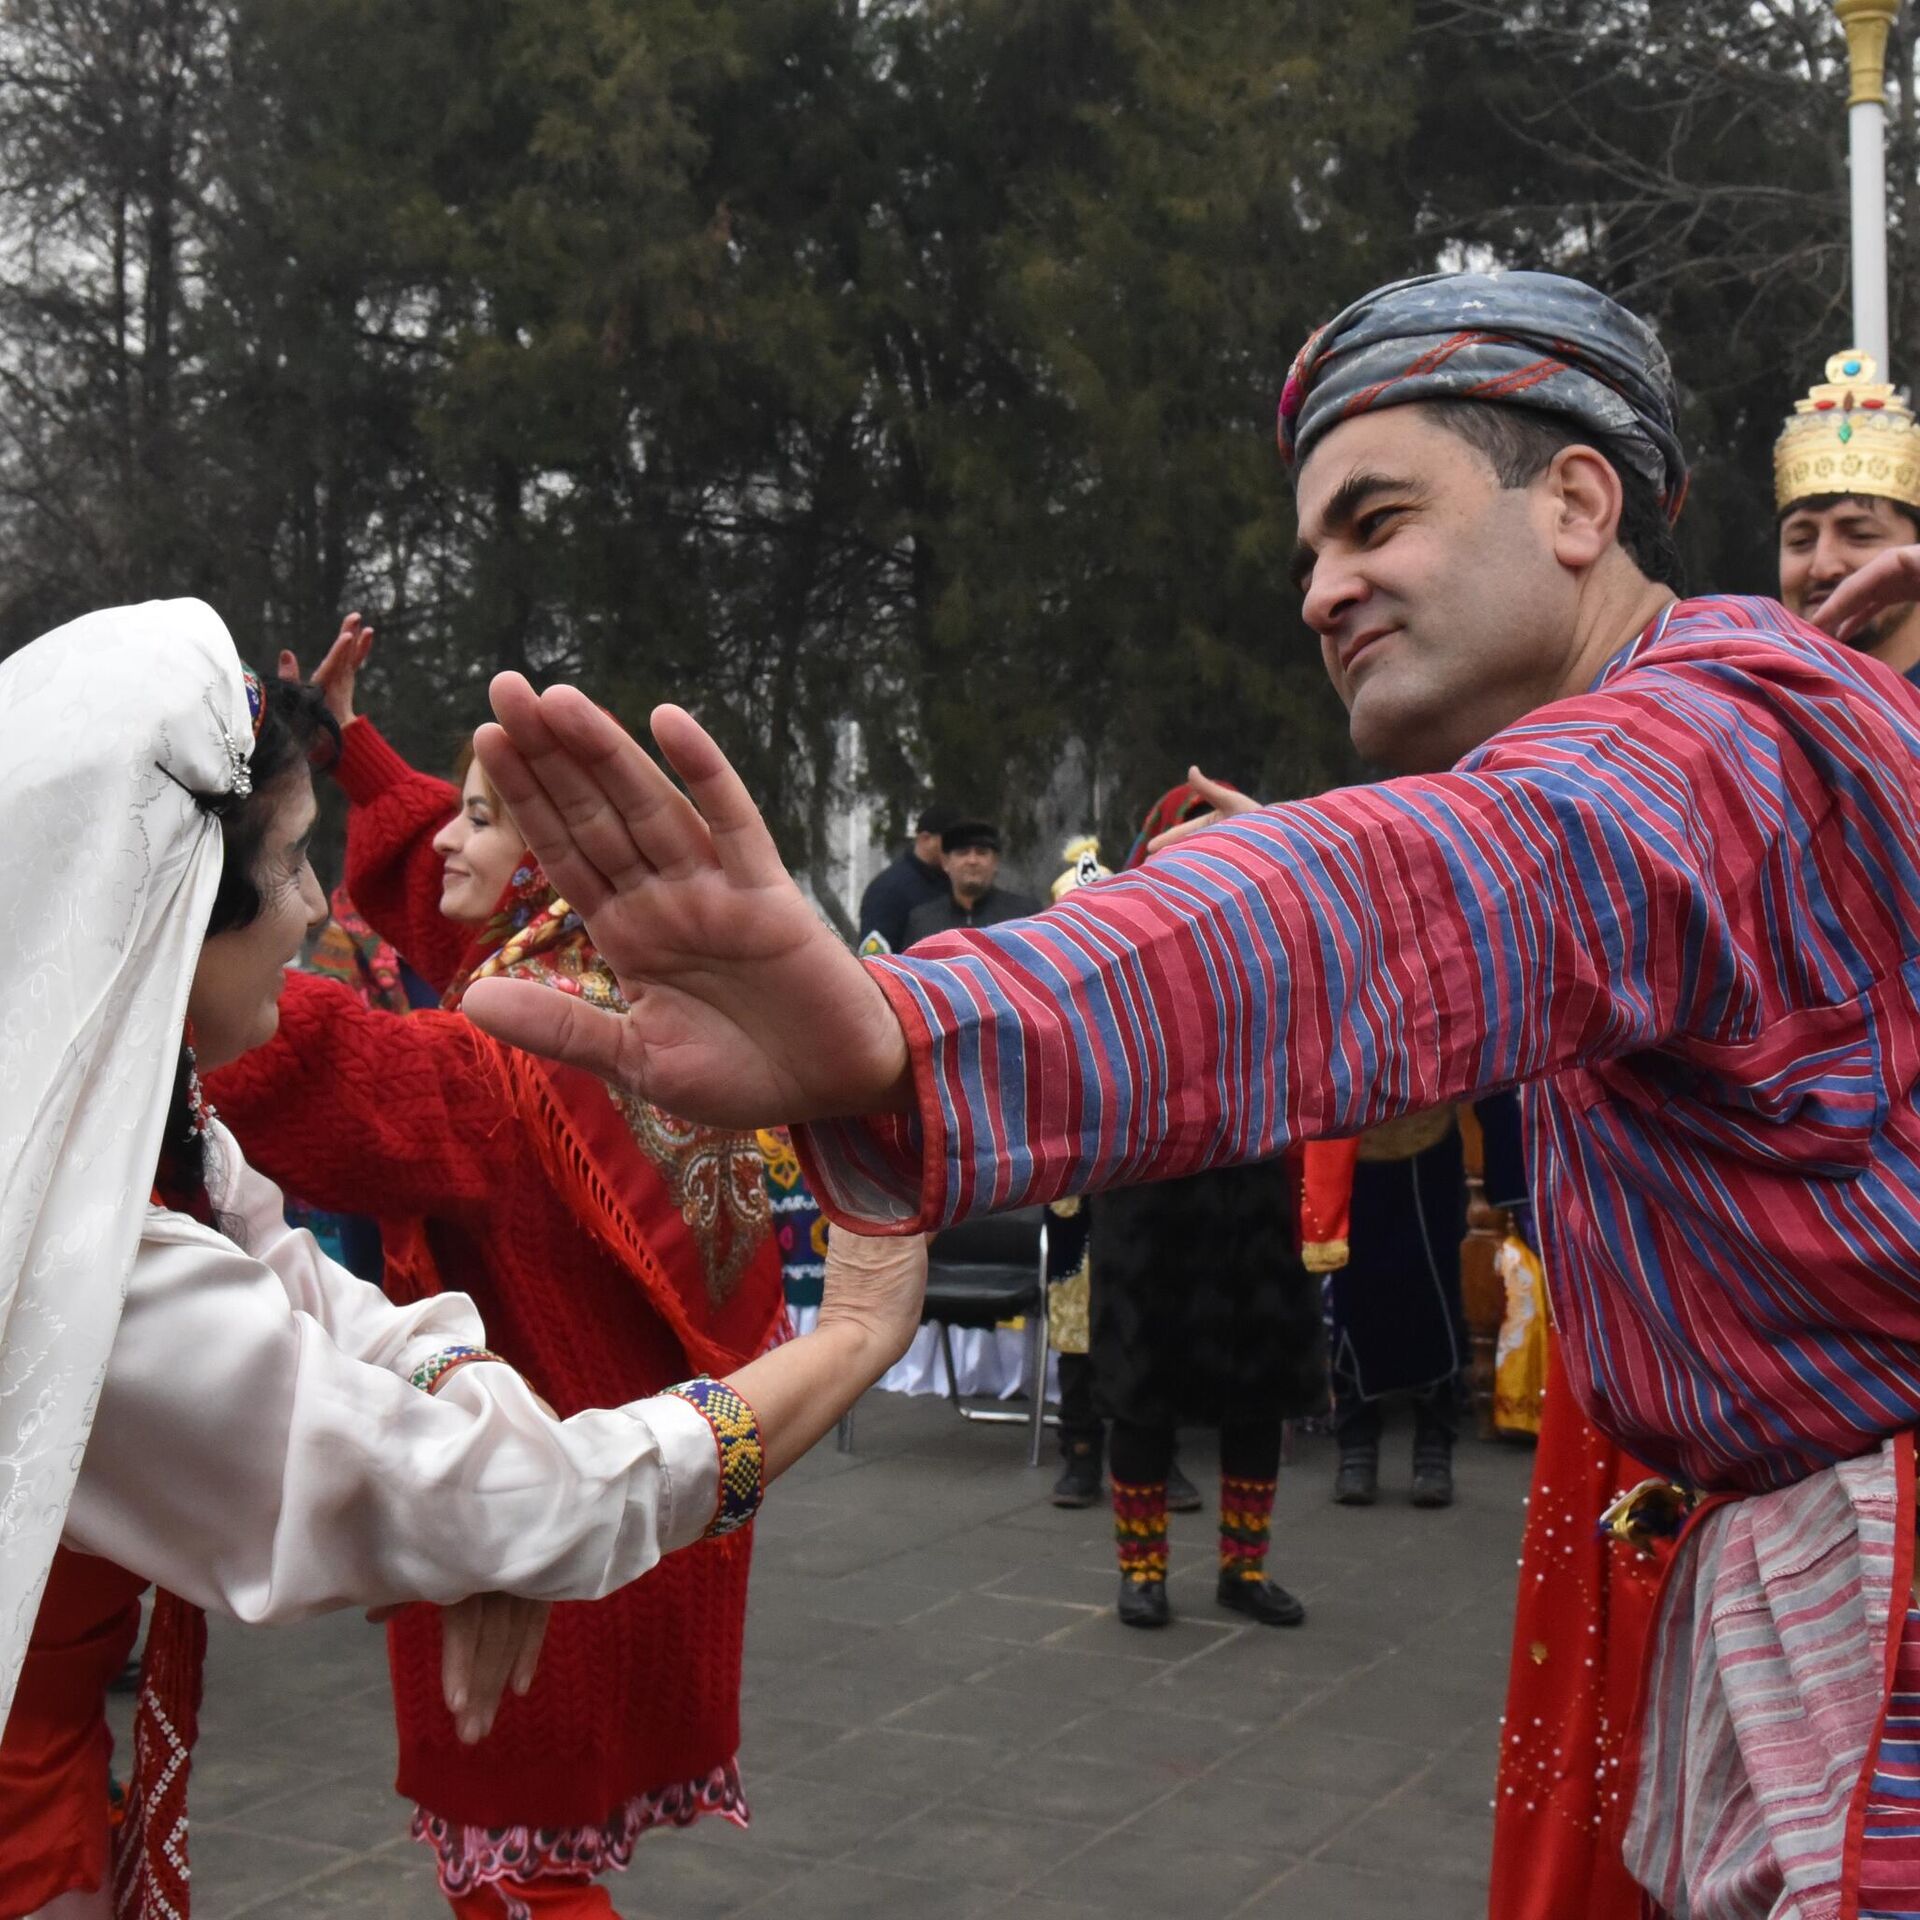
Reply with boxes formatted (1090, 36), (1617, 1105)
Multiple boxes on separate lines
(433, 757), (528, 925)
(187, 769), (328, 1071)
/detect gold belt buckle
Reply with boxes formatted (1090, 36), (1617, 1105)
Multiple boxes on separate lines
(1598, 1477), (1697, 1553)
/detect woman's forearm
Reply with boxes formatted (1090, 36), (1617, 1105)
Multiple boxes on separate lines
(724, 1319), (898, 1481)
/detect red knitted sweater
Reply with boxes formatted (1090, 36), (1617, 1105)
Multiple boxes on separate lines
(207, 719), (755, 1836)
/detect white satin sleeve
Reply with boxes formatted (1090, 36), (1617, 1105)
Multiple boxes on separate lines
(205, 1119), (488, 1383)
(61, 1161), (722, 1622)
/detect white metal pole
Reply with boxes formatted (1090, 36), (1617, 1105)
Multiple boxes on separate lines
(1837, 1), (1900, 365)
(1852, 96), (1891, 367)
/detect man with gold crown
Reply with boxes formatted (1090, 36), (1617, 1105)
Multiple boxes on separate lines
(1778, 348), (1920, 679)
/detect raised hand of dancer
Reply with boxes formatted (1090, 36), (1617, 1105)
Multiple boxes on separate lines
(1146, 766), (1261, 854)
(1806, 545), (1920, 646)
(463, 679), (912, 1128)
(277, 611), (374, 730)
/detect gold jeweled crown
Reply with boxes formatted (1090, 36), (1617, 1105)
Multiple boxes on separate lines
(1775, 349), (1920, 514)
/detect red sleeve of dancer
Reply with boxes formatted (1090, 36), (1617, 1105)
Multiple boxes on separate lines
(332, 720), (469, 994)
(205, 970), (509, 1220)
(1299, 1138), (1361, 1272)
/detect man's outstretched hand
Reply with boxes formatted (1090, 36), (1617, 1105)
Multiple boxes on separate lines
(462, 678), (914, 1129)
(1807, 545), (1920, 646)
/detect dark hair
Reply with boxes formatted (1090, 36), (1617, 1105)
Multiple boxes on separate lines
(155, 672), (341, 1218)
(1776, 491), (1920, 539)
(202, 674), (341, 934)
(1417, 400), (1682, 591)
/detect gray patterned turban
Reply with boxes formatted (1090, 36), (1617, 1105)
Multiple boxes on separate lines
(1276, 269), (1688, 523)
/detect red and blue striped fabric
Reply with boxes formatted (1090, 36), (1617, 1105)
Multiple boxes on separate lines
(1861, 1609), (1920, 1917)
(798, 596), (1920, 1496)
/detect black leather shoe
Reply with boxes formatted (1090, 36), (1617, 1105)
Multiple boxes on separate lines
(1333, 1445), (1379, 1506)
(1216, 1573), (1306, 1627)
(1117, 1576), (1172, 1628)
(1411, 1435), (1455, 1509)
(1051, 1443), (1104, 1508)
(1166, 1460), (1203, 1513)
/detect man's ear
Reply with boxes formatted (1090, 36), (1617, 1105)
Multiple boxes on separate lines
(1545, 444), (1622, 571)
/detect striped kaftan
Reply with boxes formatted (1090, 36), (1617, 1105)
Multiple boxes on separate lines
(796, 593), (1920, 1915)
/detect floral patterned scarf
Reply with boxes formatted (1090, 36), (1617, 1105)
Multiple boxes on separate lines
(441, 857), (783, 1374)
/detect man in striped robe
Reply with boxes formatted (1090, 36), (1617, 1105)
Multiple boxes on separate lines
(467, 270), (1920, 1918)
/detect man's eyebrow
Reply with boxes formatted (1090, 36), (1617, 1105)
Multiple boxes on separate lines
(1288, 470), (1418, 594)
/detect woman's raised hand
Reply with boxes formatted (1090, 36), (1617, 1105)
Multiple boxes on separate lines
(1146, 766), (1262, 854)
(818, 1228), (930, 1371)
(1806, 545), (1920, 646)
(278, 611), (374, 730)
(463, 679), (913, 1129)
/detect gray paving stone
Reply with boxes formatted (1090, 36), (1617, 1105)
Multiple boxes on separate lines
(227, 1854), (441, 1920)
(856, 1803), (1104, 1890)
(787, 1724), (1013, 1798)
(1121, 1775), (1372, 1857)
(162, 1397), (1529, 1915)
(222, 1772), (415, 1853)
(1237, 1857), (1488, 1918)
(596, 1827), (809, 1917)
(682, 1771), (921, 1858)
(954, 1749), (1188, 1826)
(189, 1823), (357, 1920)
(733, 1859), (996, 1918)
(1028, 1828), (1284, 1917)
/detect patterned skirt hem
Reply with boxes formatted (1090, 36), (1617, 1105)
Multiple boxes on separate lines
(412, 1757), (750, 1895)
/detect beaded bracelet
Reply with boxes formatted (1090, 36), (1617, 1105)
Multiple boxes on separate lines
(663, 1376), (765, 1538)
(409, 1345), (508, 1396)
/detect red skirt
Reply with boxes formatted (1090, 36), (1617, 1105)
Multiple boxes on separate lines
(0, 1548), (145, 1918)
(1489, 1339), (1664, 1920)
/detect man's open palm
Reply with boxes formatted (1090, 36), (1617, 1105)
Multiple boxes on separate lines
(462, 678), (911, 1129)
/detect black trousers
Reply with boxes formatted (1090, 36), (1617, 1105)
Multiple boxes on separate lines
(1332, 1375), (1459, 1450)
(1057, 1350), (1101, 1454)
(1109, 1416), (1283, 1485)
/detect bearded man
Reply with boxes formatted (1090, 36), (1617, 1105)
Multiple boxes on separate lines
(465, 271), (1920, 1916)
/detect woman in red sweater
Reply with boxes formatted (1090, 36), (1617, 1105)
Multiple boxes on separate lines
(208, 619), (785, 1919)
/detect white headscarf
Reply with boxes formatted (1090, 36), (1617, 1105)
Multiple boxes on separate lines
(0, 598), (252, 1729)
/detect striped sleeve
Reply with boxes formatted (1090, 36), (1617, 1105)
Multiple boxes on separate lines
(796, 659), (1792, 1230)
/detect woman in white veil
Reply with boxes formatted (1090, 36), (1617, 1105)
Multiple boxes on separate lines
(0, 599), (925, 1918)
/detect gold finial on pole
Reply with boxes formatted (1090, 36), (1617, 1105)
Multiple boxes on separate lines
(1837, 0), (1900, 107)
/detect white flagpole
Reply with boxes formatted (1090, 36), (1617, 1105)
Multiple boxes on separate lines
(1836, 0), (1900, 366)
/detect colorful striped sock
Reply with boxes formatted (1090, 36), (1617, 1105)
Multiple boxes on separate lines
(1112, 1478), (1169, 1584)
(1219, 1472), (1278, 1582)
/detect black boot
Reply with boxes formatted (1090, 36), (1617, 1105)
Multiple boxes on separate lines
(1333, 1443), (1379, 1506)
(1051, 1437), (1104, 1508)
(1411, 1426), (1455, 1509)
(1165, 1457), (1203, 1513)
(1216, 1572), (1306, 1627)
(1117, 1575), (1172, 1628)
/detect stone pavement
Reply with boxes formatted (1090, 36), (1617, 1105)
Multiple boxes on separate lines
(159, 1393), (1531, 1919)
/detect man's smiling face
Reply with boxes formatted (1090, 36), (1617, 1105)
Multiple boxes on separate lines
(1291, 409), (1592, 773)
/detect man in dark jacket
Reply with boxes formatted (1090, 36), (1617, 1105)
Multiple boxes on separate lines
(903, 820), (1040, 947)
(856, 808), (953, 956)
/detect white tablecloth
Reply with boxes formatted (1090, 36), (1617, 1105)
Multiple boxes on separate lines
(787, 1306), (1058, 1401)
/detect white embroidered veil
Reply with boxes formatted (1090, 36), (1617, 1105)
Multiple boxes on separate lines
(0, 599), (252, 1732)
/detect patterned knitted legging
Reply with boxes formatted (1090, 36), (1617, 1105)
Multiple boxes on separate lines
(1109, 1420), (1283, 1584)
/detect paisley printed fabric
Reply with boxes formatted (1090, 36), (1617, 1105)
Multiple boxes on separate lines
(416, 1762), (749, 1897)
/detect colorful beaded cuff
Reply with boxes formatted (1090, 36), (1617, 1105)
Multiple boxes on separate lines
(409, 1345), (507, 1395)
(664, 1376), (765, 1538)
